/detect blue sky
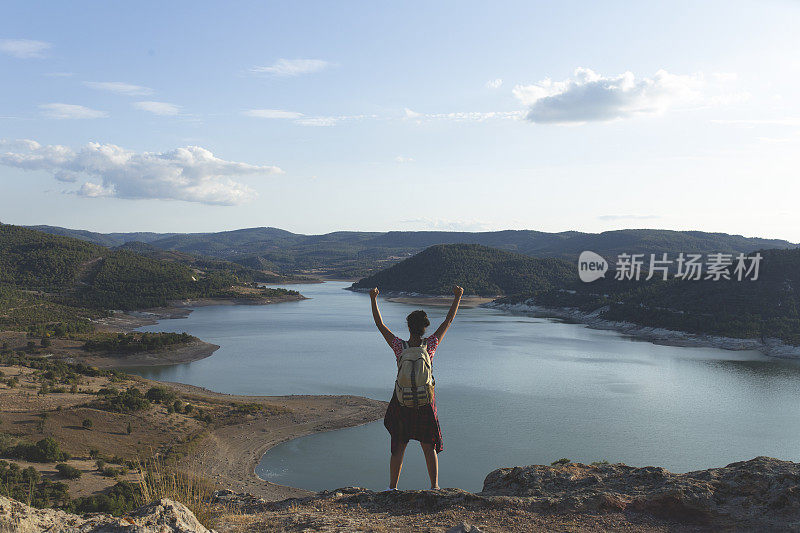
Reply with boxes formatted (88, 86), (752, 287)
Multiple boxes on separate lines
(1, 1), (799, 241)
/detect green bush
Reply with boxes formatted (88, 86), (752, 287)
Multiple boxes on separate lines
(55, 463), (82, 479)
(145, 386), (176, 405)
(6, 437), (70, 462)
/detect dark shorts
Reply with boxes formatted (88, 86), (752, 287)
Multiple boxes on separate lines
(383, 390), (443, 454)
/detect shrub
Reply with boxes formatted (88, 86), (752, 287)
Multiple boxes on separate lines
(0, 460), (70, 508)
(91, 387), (150, 413)
(55, 463), (82, 479)
(8, 437), (70, 462)
(71, 480), (138, 516)
(145, 386), (176, 405)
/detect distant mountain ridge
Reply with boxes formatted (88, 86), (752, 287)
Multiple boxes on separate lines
(27, 225), (182, 247)
(27, 224), (799, 278)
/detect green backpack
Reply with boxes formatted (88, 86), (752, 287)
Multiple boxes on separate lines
(395, 339), (435, 408)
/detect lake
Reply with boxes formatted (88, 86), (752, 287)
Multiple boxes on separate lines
(133, 281), (800, 492)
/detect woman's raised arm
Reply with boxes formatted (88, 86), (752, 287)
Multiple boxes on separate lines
(370, 287), (395, 347)
(434, 285), (464, 342)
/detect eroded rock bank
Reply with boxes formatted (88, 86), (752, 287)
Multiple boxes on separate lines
(0, 496), (213, 533)
(485, 300), (800, 359)
(4, 457), (798, 532)
(482, 456), (800, 529)
(213, 456), (800, 531)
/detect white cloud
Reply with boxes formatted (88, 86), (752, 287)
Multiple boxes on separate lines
(133, 101), (181, 116)
(295, 116), (338, 127)
(403, 108), (524, 123)
(0, 39), (51, 58)
(39, 103), (108, 119)
(513, 67), (708, 124)
(395, 156), (415, 163)
(243, 109), (370, 127)
(0, 139), (283, 205)
(250, 58), (331, 77)
(84, 81), (154, 96)
(712, 72), (738, 82)
(598, 214), (661, 221)
(486, 78), (503, 89)
(397, 217), (496, 232)
(243, 109), (304, 119)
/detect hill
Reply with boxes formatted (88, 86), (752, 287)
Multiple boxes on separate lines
(114, 241), (291, 284)
(350, 243), (576, 296)
(0, 224), (301, 337)
(498, 247), (800, 346)
(350, 239), (800, 346)
(29, 224), (798, 278)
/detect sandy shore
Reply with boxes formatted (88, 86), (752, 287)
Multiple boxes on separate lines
(164, 382), (387, 501)
(387, 295), (495, 308)
(66, 291), (388, 501)
(168, 294), (307, 308)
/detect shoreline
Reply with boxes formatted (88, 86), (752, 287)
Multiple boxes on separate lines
(163, 382), (387, 501)
(484, 300), (800, 359)
(71, 339), (221, 368)
(82, 294), (307, 368)
(348, 287), (497, 309)
(82, 293), (389, 500)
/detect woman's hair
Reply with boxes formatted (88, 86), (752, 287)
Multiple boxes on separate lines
(406, 310), (430, 336)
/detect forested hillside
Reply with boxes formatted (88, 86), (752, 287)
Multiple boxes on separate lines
(0, 224), (299, 335)
(499, 248), (800, 345)
(352, 239), (800, 345)
(115, 241), (291, 284)
(350, 244), (576, 296)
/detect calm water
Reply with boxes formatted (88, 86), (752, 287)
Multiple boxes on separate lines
(133, 281), (800, 492)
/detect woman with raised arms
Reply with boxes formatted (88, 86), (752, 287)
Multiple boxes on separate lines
(369, 285), (464, 490)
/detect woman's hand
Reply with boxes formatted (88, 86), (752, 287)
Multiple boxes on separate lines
(435, 286), (464, 341)
(370, 287), (380, 299)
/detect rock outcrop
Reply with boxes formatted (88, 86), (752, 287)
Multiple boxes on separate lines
(3, 456), (799, 532)
(481, 456), (800, 529)
(0, 496), (213, 533)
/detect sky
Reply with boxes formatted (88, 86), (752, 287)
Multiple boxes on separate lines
(1, 0), (799, 241)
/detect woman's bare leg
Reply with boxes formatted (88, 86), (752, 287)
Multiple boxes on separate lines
(389, 441), (408, 489)
(421, 443), (439, 489)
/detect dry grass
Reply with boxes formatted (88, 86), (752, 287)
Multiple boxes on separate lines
(133, 455), (220, 528)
